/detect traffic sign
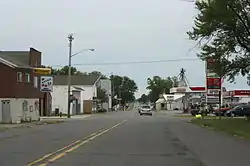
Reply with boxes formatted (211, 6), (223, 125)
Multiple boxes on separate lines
(40, 76), (53, 92)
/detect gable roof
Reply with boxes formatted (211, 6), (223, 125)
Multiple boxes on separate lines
(0, 51), (30, 68)
(53, 75), (101, 86)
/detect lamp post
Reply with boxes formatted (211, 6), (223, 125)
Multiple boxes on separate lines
(67, 34), (95, 118)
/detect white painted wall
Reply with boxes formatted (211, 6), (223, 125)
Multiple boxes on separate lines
(51, 85), (96, 114)
(51, 86), (68, 114)
(96, 79), (112, 110)
(0, 98), (39, 123)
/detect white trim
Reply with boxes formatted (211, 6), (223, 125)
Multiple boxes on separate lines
(0, 57), (17, 68)
(93, 75), (102, 86)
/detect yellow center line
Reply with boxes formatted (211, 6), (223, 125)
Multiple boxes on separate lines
(28, 120), (126, 166)
(26, 140), (81, 166)
(27, 128), (105, 166)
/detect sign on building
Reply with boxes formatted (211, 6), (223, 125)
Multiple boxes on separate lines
(166, 95), (174, 102)
(207, 89), (220, 95)
(40, 76), (53, 92)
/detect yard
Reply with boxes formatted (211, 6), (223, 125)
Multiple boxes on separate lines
(191, 118), (250, 139)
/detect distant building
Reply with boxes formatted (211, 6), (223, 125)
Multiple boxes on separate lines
(96, 79), (112, 111)
(51, 75), (104, 114)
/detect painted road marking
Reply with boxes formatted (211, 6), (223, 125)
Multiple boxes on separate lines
(27, 120), (126, 166)
(38, 120), (126, 166)
(27, 129), (105, 166)
(27, 140), (81, 166)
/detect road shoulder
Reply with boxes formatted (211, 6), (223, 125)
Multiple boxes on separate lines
(167, 118), (250, 166)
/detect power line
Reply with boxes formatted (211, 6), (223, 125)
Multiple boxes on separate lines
(51, 58), (200, 67)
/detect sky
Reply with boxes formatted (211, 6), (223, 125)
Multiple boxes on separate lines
(0, 0), (249, 98)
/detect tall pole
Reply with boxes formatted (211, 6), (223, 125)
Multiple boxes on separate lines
(111, 72), (114, 111)
(67, 34), (74, 118)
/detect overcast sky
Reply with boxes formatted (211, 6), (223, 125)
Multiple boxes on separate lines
(0, 0), (249, 97)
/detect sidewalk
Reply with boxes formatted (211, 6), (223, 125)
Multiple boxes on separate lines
(167, 118), (250, 166)
(40, 114), (91, 121)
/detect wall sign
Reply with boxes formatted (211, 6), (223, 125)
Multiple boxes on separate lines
(40, 76), (53, 92)
(206, 77), (221, 89)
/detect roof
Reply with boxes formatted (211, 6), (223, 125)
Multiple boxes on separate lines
(163, 94), (184, 101)
(53, 75), (101, 86)
(0, 51), (30, 68)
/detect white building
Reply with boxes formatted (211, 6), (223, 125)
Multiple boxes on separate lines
(51, 75), (101, 115)
(96, 79), (112, 111)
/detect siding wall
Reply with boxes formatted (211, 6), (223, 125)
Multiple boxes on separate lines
(51, 85), (96, 114)
(0, 98), (40, 123)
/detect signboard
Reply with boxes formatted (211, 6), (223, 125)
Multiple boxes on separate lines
(166, 95), (174, 102)
(206, 77), (221, 89)
(207, 89), (220, 95)
(176, 88), (186, 93)
(34, 68), (51, 75)
(206, 58), (221, 104)
(40, 76), (53, 92)
(207, 97), (219, 104)
(233, 90), (250, 96)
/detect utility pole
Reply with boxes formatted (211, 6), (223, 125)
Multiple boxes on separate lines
(119, 86), (122, 110)
(111, 72), (114, 111)
(67, 34), (74, 118)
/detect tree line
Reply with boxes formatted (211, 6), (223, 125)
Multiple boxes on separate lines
(48, 66), (138, 106)
(137, 76), (179, 103)
(187, 0), (250, 85)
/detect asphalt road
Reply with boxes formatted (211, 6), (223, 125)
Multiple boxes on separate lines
(0, 111), (205, 166)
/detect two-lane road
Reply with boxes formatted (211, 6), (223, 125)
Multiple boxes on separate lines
(0, 111), (203, 166)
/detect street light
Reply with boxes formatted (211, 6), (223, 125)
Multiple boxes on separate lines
(67, 34), (95, 118)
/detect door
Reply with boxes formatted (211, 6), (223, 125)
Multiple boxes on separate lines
(2, 100), (11, 123)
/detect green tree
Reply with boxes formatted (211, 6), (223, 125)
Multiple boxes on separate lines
(50, 66), (88, 75)
(137, 94), (148, 103)
(110, 75), (138, 105)
(147, 76), (176, 102)
(88, 71), (107, 79)
(187, 0), (250, 84)
(97, 87), (109, 103)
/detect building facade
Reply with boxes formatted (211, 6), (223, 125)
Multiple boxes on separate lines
(0, 48), (48, 123)
(51, 75), (101, 115)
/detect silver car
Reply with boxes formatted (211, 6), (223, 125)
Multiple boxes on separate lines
(138, 105), (152, 116)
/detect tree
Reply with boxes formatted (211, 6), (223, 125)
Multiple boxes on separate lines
(50, 66), (86, 75)
(146, 76), (177, 102)
(88, 71), (107, 79)
(137, 94), (149, 103)
(187, 0), (250, 84)
(110, 75), (138, 105)
(97, 87), (108, 103)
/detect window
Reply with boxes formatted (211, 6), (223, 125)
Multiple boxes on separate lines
(17, 72), (22, 82)
(25, 73), (30, 83)
(33, 76), (38, 88)
(141, 105), (150, 109)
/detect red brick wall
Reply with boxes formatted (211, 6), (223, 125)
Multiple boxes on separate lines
(0, 63), (15, 98)
(0, 63), (42, 98)
(29, 48), (41, 67)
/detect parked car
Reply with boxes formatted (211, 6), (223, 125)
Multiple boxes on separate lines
(214, 107), (232, 116)
(225, 105), (250, 117)
(214, 103), (246, 116)
(138, 105), (152, 116)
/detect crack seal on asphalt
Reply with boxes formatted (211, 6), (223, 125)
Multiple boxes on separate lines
(27, 120), (127, 166)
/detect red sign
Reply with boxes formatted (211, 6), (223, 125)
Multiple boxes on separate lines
(233, 90), (250, 96)
(206, 77), (221, 89)
(189, 87), (206, 91)
(206, 58), (216, 70)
